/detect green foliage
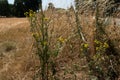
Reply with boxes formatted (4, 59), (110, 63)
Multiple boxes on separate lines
(0, 0), (10, 17)
(9, 4), (15, 17)
(48, 3), (55, 10)
(14, 0), (39, 17)
(0, 0), (39, 17)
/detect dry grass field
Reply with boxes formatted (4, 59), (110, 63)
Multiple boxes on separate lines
(0, 17), (86, 80)
(0, 14), (91, 79)
(0, 18), (37, 80)
(0, 9), (120, 80)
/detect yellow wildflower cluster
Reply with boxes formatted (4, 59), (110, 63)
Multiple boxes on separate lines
(94, 39), (102, 45)
(81, 43), (89, 48)
(32, 32), (40, 39)
(58, 36), (67, 43)
(81, 40), (109, 52)
(80, 43), (89, 52)
(24, 10), (36, 17)
(103, 42), (109, 48)
(96, 47), (99, 51)
(94, 39), (109, 51)
(44, 17), (49, 21)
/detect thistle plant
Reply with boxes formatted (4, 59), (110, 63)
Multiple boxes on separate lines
(25, 4), (54, 80)
(74, 0), (119, 80)
(26, 10), (50, 80)
(24, 1), (69, 80)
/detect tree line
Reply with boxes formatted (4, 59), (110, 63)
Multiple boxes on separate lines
(0, 0), (119, 17)
(0, 0), (39, 17)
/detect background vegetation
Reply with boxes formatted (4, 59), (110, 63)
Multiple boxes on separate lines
(0, 0), (39, 17)
(0, 0), (120, 17)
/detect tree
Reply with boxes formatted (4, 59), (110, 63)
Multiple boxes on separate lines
(14, 0), (39, 17)
(14, 0), (25, 17)
(24, 0), (39, 11)
(48, 2), (55, 10)
(9, 4), (15, 17)
(0, 0), (10, 17)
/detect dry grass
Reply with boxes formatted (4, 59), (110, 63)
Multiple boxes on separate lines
(0, 18), (40, 80)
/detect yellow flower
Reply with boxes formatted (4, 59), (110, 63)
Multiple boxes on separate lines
(32, 32), (39, 38)
(43, 41), (47, 46)
(29, 13), (33, 17)
(81, 43), (89, 48)
(44, 18), (49, 21)
(103, 42), (109, 48)
(96, 47), (99, 51)
(83, 43), (89, 48)
(24, 10), (36, 17)
(29, 10), (35, 17)
(24, 12), (30, 17)
(58, 36), (66, 43)
(94, 39), (101, 44)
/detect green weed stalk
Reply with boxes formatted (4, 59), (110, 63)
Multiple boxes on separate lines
(25, 1), (54, 80)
